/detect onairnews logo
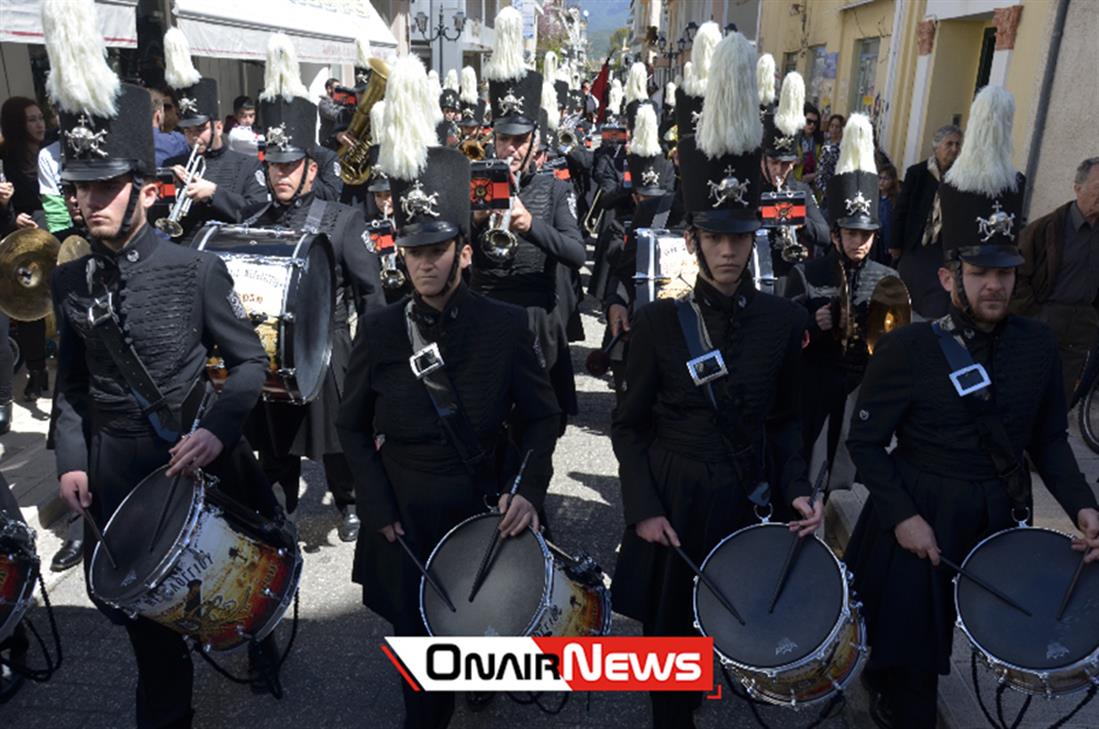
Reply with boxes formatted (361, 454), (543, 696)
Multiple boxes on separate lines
(382, 637), (715, 692)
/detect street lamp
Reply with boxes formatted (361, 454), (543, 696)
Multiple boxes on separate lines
(677, 37), (687, 53)
(657, 33), (667, 51)
(415, 4), (468, 76)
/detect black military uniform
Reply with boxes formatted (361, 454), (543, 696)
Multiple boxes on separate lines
(588, 131), (633, 299)
(51, 84), (272, 728)
(310, 144), (344, 202)
(158, 78), (269, 242)
(612, 87), (811, 726)
(244, 96), (384, 529)
(336, 146), (560, 729)
(474, 69), (586, 420)
(845, 101), (1099, 726)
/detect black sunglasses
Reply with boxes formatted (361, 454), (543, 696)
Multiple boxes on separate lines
(805, 118), (818, 125)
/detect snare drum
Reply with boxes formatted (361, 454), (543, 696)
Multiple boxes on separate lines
(694, 523), (868, 708)
(89, 467), (302, 652)
(0, 513), (38, 643)
(421, 513), (611, 638)
(956, 526), (1099, 697)
(194, 224), (335, 404)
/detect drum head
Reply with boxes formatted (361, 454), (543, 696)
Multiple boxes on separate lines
(697, 524), (844, 669)
(289, 235), (334, 403)
(958, 528), (1099, 670)
(423, 514), (549, 636)
(91, 466), (198, 602)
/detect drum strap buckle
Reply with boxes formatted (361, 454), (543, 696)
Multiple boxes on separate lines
(686, 350), (728, 386)
(409, 342), (445, 380)
(87, 291), (116, 327)
(949, 363), (991, 398)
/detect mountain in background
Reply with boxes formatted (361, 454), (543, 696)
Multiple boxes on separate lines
(581, 0), (631, 59)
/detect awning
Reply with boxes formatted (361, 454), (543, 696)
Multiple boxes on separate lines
(173, 0), (398, 64)
(0, 0), (137, 48)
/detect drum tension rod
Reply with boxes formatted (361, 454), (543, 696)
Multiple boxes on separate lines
(939, 556), (1032, 618)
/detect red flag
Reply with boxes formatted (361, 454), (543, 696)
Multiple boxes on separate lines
(590, 56), (612, 124)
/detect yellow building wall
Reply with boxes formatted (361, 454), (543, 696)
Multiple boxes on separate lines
(1003, 0), (1056, 177)
(919, 18), (988, 159)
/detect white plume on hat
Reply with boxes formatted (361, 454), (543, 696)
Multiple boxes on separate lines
(665, 82), (677, 109)
(379, 55), (436, 181)
(608, 78), (624, 115)
(680, 61), (694, 93)
(775, 71), (806, 137)
(460, 66), (479, 104)
(541, 72), (560, 131)
(369, 99), (386, 145)
(757, 53), (776, 106)
(625, 62), (648, 103)
(697, 31), (762, 159)
(260, 33), (310, 102)
(631, 104), (661, 158)
(163, 28), (201, 90)
(444, 68), (459, 92)
(355, 37), (372, 68)
(835, 113), (876, 175)
(42, 0), (120, 117)
(484, 6), (526, 81)
(543, 51), (558, 82)
(425, 69), (443, 123)
(945, 85), (1019, 194)
(683, 21), (721, 96)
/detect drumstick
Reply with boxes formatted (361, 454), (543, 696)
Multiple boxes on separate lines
(1055, 552), (1088, 621)
(395, 533), (456, 613)
(768, 463), (828, 613)
(585, 331), (624, 377)
(939, 555), (1032, 618)
(468, 449), (533, 602)
(673, 544), (746, 626)
(80, 506), (117, 570)
(150, 389), (214, 552)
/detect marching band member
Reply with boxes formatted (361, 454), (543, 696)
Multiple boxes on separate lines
(475, 5), (586, 426)
(158, 28), (269, 242)
(611, 32), (821, 729)
(244, 51), (384, 541)
(757, 52), (777, 115)
(845, 86), (1099, 729)
(45, 2), (272, 723)
(336, 54), (560, 729)
(674, 21), (721, 137)
(785, 113), (900, 487)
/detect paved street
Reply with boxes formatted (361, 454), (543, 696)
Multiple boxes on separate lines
(3, 302), (1098, 729)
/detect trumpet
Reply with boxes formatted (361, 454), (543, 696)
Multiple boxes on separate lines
(381, 254), (406, 290)
(558, 127), (579, 151)
(156, 144), (205, 238)
(481, 156), (519, 263)
(459, 137), (486, 161)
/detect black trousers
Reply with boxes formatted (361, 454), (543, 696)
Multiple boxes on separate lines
(258, 452), (355, 514)
(643, 621), (701, 729)
(12, 318), (46, 372)
(865, 665), (938, 729)
(0, 313), (12, 402)
(391, 611), (455, 729)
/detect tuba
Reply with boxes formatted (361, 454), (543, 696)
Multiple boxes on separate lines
(337, 58), (389, 186)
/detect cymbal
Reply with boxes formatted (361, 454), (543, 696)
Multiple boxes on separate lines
(58, 234), (92, 264)
(0, 228), (61, 321)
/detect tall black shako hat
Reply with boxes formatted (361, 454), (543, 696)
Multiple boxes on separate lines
(674, 21), (721, 136)
(258, 33), (315, 163)
(940, 85), (1025, 268)
(827, 113), (879, 231)
(679, 30), (764, 235)
(627, 105), (674, 196)
(762, 71), (805, 162)
(380, 55), (470, 248)
(45, 0), (154, 182)
(163, 28), (217, 128)
(484, 6), (541, 136)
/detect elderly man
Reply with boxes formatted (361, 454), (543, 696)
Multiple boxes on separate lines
(892, 124), (962, 319)
(1012, 157), (1099, 403)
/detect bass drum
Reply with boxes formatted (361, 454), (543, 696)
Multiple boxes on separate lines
(956, 526), (1099, 697)
(194, 224), (335, 404)
(421, 513), (611, 638)
(694, 522), (868, 708)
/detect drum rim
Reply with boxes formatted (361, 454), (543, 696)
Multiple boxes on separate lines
(693, 521), (856, 675)
(88, 467), (207, 605)
(544, 541), (614, 636)
(0, 552), (40, 643)
(954, 525), (1099, 690)
(419, 512), (554, 637)
(276, 232), (335, 404)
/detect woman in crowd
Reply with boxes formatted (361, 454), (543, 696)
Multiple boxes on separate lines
(796, 102), (823, 188)
(876, 162), (900, 264)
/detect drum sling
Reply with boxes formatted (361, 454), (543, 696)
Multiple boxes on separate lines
(931, 319), (1031, 512)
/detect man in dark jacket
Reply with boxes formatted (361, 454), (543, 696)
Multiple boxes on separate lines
(1011, 156), (1099, 402)
(892, 124), (961, 319)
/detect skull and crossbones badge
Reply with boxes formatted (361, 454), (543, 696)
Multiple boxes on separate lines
(976, 200), (1016, 242)
(401, 181), (441, 220)
(844, 190), (872, 218)
(177, 96), (199, 117)
(707, 165), (750, 208)
(498, 88), (524, 117)
(265, 123), (292, 152)
(65, 114), (109, 159)
(772, 134), (795, 153)
(641, 167), (660, 189)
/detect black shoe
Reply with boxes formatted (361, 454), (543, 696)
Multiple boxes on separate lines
(50, 538), (84, 572)
(0, 401), (11, 436)
(862, 672), (895, 729)
(337, 506), (360, 543)
(248, 634), (282, 696)
(22, 370), (48, 402)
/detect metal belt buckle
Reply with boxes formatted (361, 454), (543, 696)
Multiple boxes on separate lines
(86, 292), (115, 327)
(409, 342), (445, 379)
(949, 363), (991, 397)
(686, 350), (728, 386)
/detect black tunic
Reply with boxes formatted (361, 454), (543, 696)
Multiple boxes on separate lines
(160, 143), (269, 242)
(244, 193), (384, 459)
(611, 276), (811, 633)
(335, 285), (560, 624)
(845, 309), (1099, 675)
(311, 145), (344, 202)
(588, 145), (634, 299)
